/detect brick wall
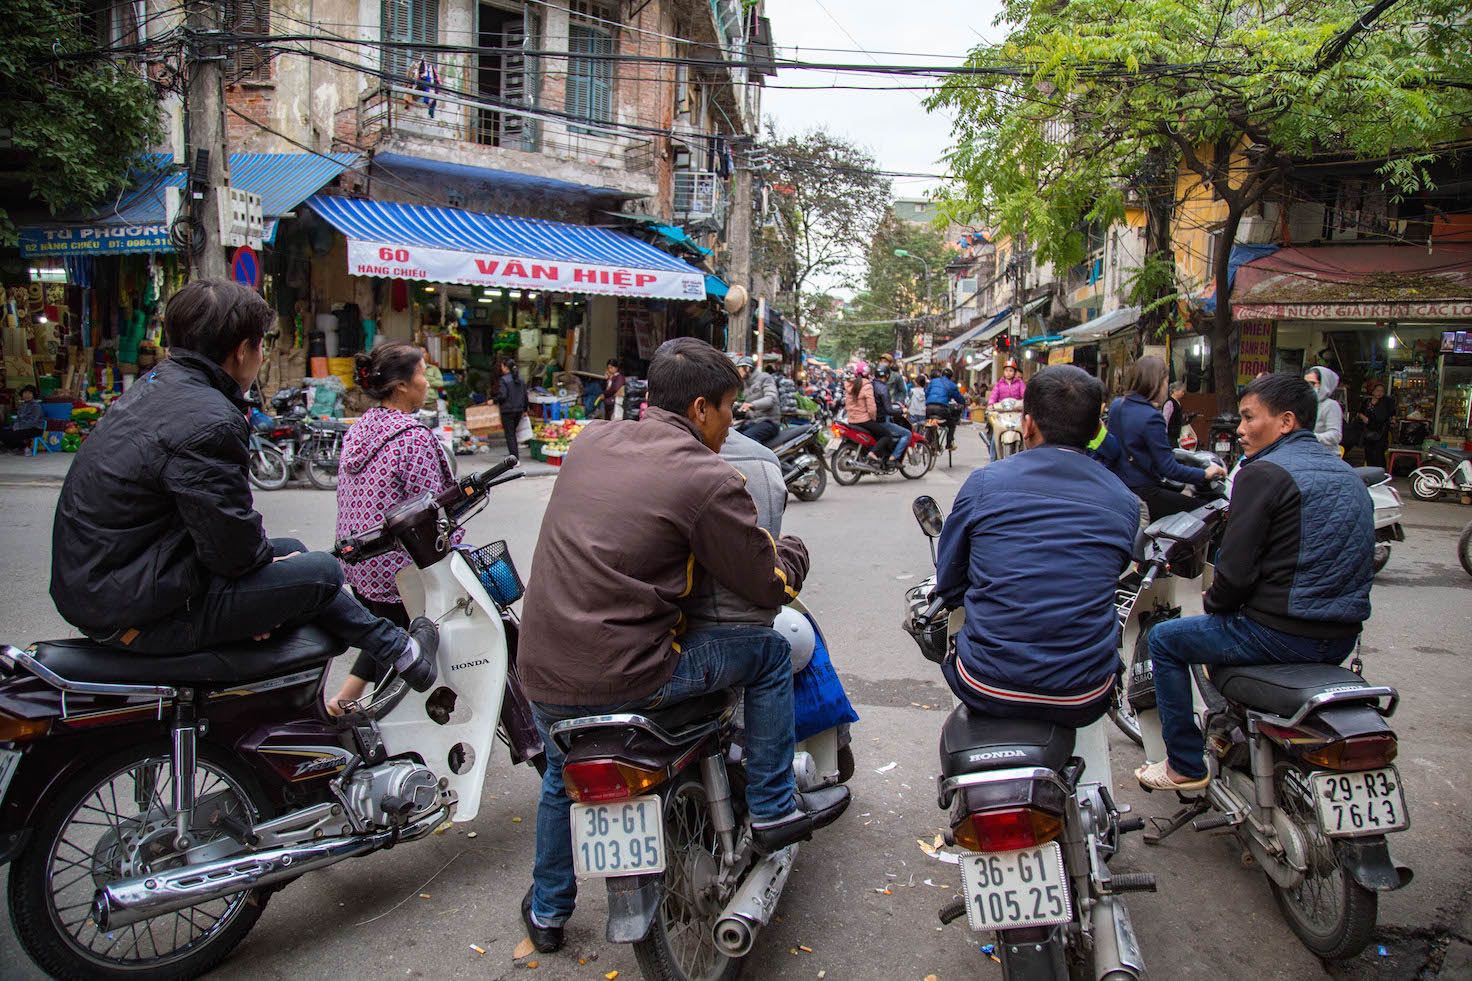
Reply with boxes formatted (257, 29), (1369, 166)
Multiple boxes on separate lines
(224, 84), (274, 149)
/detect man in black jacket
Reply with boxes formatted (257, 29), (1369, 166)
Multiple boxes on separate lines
(50, 279), (437, 688)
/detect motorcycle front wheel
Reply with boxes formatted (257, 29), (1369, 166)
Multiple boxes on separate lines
(632, 776), (743, 981)
(8, 742), (271, 980)
(829, 443), (863, 485)
(1409, 466), (1447, 501)
(900, 440), (933, 479)
(247, 442), (289, 491)
(305, 442), (340, 490)
(1269, 765), (1378, 960)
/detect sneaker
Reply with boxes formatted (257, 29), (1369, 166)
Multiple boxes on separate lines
(521, 886), (565, 953)
(392, 617), (439, 692)
(751, 785), (851, 854)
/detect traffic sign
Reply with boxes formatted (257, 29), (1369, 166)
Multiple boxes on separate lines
(231, 245), (262, 289)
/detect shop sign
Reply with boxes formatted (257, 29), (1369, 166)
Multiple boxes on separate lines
(1236, 320), (1274, 386)
(344, 240), (705, 301)
(1052, 344), (1075, 363)
(1236, 300), (1472, 321)
(19, 224), (174, 257)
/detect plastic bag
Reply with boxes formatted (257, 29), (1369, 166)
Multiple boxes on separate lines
(792, 617), (860, 743)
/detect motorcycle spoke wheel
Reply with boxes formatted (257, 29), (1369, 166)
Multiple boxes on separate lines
(10, 747), (269, 980)
(248, 446), (288, 491)
(791, 459), (827, 501)
(829, 445), (862, 485)
(634, 779), (741, 981)
(900, 442), (932, 479)
(1268, 766), (1377, 960)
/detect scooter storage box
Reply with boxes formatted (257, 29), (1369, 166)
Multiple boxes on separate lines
(383, 494), (449, 568)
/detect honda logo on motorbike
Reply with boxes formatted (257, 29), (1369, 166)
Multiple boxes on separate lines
(967, 749), (1027, 763)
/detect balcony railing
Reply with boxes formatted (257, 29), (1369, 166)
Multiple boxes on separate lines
(351, 84), (656, 176)
(674, 170), (724, 219)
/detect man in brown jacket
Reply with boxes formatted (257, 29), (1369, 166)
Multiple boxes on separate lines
(517, 338), (850, 953)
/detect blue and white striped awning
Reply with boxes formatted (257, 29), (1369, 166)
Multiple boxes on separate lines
(19, 152), (359, 257)
(307, 196), (708, 301)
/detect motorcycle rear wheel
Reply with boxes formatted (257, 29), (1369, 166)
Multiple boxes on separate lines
(8, 742), (271, 981)
(1268, 766), (1377, 960)
(1372, 542), (1391, 574)
(633, 776), (744, 981)
(829, 444), (863, 485)
(305, 445), (339, 490)
(1459, 521), (1472, 578)
(791, 459), (827, 502)
(247, 443), (289, 491)
(1409, 466), (1446, 501)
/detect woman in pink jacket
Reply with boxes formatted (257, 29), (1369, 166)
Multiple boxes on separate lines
(845, 362), (895, 463)
(328, 342), (458, 715)
(988, 359), (1027, 404)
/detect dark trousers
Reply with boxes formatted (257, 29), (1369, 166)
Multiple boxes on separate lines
(349, 592), (410, 680)
(739, 419), (780, 446)
(0, 427), (42, 450)
(926, 404), (960, 448)
(1135, 483), (1201, 522)
(853, 420), (895, 459)
(1363, 438), (1388, 469)
(501, 410), (525, 459)
(109, 538), (407, 668)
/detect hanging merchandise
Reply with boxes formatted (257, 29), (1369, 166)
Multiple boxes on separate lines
(407, 59), (441, 117)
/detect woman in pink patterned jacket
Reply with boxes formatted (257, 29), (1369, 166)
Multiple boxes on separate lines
(328, 342), (456, 714)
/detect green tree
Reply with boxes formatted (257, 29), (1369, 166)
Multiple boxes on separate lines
(0, 0), (164, 240)
(827, 214), (952, 361)
(754, 125), (892, 335)
(927, 0), (1472, 407)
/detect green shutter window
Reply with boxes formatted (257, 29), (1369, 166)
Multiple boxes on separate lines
(382, 0), (439, 82)
(566, 24), (613, 125)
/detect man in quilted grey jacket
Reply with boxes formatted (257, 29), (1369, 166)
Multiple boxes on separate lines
(1138, 373), (1373, 792)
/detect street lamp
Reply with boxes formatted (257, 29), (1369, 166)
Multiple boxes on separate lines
(893, 249), (932, 359)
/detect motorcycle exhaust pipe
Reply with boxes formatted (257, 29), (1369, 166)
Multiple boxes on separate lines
(1089, 895), (1146, 981)
(711, 844), (797, 957)
(94, 804), (451, 931)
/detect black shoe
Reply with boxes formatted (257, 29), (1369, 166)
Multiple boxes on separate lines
(521, 886), (565, 953)
(392, 617), (439, 692)
(751, 785), (852, 854)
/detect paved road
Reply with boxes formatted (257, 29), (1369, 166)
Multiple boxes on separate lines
(2, 426), (1469, 980)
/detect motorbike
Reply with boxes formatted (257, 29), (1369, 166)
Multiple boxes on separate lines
(0, 457), (546, 980)
(1407, 445), (1472, 502)
(260, 388), (347, 491)
(1207, 412), (1242, 468)
(764, 419), (829, 502)
(828, 420), (933, 484)
(548, 603), (854, 981)
(246, 429), (290, 492)
(903, 496), (1152, 981)
(1118, 499), (1413, 961)
(988, 398), (1024, 461)
(1354, 467), (1405, 573)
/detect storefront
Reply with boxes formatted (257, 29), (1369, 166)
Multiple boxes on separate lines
(1051, 306), (1140, 392)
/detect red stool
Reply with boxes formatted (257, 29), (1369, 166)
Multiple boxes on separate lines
(1386, 447), (1422, 476)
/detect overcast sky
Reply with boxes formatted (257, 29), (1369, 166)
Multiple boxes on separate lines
(761, 0), (1007, 199)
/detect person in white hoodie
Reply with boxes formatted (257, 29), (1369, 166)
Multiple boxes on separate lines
(1304, 365), (1343, 451)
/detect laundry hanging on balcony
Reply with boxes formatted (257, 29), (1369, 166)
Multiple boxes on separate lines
(307, 195), (708, 301)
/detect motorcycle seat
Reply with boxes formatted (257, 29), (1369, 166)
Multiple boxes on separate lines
(1425, 446), (1472, 464)
(1354, 466), (1389, 486)
(1210, 662), (1370, 718)
(643, 689), (741, 734)
(768, 425), (813, 447)
(309, 419), (350, 433)
(28, 624), (346, 687)
(939, 704), (1076, 778)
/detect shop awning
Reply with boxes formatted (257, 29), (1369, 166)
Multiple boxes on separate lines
(1058, 305), (1140, 344)
(935, 307), (1011, 360)
(704, 274), (730, 299)
(18, 152), (360, 257)
(307, 196), (707, 301)
(1231, 244), (1472, 321)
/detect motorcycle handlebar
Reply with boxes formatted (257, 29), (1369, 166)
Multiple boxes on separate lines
(337, 457), (523, 563)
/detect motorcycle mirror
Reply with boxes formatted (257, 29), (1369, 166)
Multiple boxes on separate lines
(912, 496), (944, 538)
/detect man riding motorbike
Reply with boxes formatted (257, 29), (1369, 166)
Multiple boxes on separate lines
(48, 278), (438, 689)
(1136, 373), (1375, 791)
(871, 362), (914, 470)
(924, 367), (966, 451)
(515, 338), (849, 953)
(734, 354), (781, 445)
(934, 365), (1139, 724)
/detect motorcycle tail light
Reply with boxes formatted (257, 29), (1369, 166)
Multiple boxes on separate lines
(951, 806), (1063, 852)
(1303, 734), (1398, 771)
(562, 759), (666, 803)
(0, 710), (50, 743)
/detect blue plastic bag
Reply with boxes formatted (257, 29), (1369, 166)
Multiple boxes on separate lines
(792, 615), (859, 742)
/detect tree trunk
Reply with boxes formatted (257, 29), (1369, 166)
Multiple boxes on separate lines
(1210, 207), (1246, 413)
(1135, 147), (1178, 356)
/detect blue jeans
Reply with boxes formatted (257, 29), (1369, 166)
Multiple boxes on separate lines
(882, 421), (912, 461)
(529, 625), (795, 927)
(1148, 613), (1358, 779)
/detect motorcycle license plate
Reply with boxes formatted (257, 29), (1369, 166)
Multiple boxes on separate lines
(1214, 440), (1231, 452)
(0, 748), (19, 805)
(1310, 767), (1408, 837)
(570, 796), (666, 877)
(960, 842), (1073, 931)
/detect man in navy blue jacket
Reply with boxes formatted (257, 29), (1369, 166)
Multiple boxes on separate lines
(1137, 373), (1373, 791)
(934, 365), (1139, 726)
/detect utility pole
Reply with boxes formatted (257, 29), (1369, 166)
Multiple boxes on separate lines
(728, 165), (754, 354)
(184, 0), (229, 280)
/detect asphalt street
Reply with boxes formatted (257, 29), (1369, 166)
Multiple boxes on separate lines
(1, 426), (1469, 980)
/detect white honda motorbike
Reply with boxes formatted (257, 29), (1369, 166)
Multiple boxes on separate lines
(988, 398), (1025, 460)
(0, 458), (543, 980)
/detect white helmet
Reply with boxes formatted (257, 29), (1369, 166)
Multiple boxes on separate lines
(772, 607), (817, 674)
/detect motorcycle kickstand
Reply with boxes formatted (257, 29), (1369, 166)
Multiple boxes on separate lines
(1143, 796), (1209, 845)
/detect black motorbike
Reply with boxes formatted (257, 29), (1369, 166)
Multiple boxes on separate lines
(260, 388), (346, 491)
(1207, 412), (1242, 468)
(766, 420), (828, 502)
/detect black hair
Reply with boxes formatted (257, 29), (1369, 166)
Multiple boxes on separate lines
(354, 342), (424, 400)
(607, 358), (621, 370)
(647, 337), (741, 414)
(164, 278), (274, 364)
(19, 384), (39, 399)
(1243, 372), (1316, 430)
(1023, 364), (1105, 449)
